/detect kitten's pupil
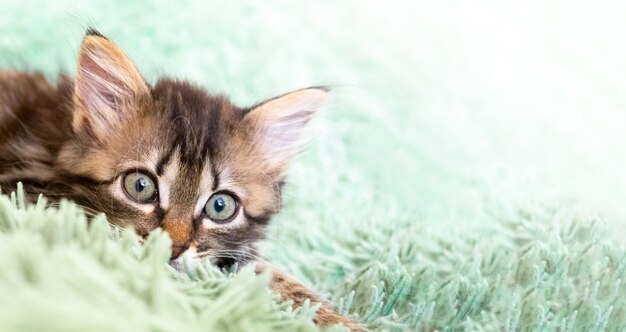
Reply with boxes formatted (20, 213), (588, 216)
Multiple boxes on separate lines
(135, 177), (148, 193)
(214, 197), (225, 213)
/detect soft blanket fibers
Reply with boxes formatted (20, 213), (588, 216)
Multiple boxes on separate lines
(2, 1), (626, 331)
(1, 186), (624, 331)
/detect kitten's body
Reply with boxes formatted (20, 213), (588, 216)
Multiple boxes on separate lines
(0, 71), (72, 190)
(0, 32), (359, 331)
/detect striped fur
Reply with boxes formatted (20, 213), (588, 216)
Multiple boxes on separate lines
(0, 31), (360, 330)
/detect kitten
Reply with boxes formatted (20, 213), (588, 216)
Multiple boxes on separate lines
(0, 29), (360, 331)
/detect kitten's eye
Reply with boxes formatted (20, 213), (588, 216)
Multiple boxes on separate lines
(123, 172), (157, 202)
(204, 193), (238, 223)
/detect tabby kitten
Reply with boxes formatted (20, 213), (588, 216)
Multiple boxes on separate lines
(0, 30), (359, 331)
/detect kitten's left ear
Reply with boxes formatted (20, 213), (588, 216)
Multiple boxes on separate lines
(73, 30), (149, 142)
(245, 88), (328, 172)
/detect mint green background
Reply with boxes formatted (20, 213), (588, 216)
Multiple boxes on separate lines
(2, 1), (626, 330)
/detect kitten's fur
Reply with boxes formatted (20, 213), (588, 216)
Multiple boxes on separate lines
(0, 30), (359, 330)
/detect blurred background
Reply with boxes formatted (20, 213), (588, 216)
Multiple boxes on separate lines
(4, 3), (626, 329)
(2, 0), (626, 243)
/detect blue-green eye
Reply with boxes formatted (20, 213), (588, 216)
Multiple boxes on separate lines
(204, 193), (238, 222)
(123, 172), (157, 202)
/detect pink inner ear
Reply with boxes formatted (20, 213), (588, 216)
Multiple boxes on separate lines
(247, 88), (327, 169)
(260, 109), (315, 156)
(73, 36), (149, 139)
(78, 51), (127, 111)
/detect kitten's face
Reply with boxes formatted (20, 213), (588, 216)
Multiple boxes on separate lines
(57, 31), (326, 265)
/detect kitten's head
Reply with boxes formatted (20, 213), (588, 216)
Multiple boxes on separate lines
(57, 30), (327, 266)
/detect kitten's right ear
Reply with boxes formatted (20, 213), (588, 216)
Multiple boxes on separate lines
(72, 30), (149, 142)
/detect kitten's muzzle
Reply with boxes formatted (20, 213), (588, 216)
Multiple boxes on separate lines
(171, 244), (189, 259)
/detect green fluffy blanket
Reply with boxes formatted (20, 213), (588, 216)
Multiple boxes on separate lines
(2, 1), (626, 331)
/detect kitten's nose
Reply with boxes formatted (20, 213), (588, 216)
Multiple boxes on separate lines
(161, 211), (194, 260)
(171, 244), (189, 259)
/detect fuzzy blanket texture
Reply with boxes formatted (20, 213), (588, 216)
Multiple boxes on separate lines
(2, 1), (626, 331)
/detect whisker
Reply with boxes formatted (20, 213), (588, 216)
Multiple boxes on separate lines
(46, 202), (103, 218)
(194, 247), (285, 270)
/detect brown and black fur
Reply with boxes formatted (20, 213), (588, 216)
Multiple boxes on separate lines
(0, 30), (360, 330)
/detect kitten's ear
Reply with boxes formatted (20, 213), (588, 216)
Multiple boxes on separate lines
(245, 88), (328, 172)
(72, 30), (149, 141)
